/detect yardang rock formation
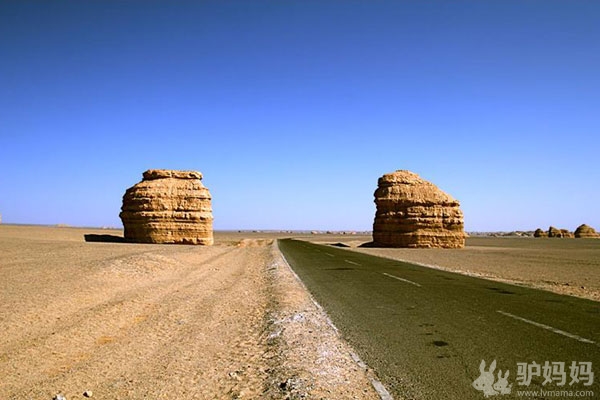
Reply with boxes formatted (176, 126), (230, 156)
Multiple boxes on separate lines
(120, 169), (213, 245)
(574, 224), (599, 238)
(533, 228), (548, 238)
(372, 170), (465, 248)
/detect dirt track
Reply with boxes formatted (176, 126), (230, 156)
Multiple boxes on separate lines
(0, 226), (378, 399)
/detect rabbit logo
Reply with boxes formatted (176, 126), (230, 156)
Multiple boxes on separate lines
(473, 360), (512, 397)
(493, 370), (512, 395)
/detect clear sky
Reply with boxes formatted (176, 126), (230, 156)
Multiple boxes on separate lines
(1, 1), (598, 232)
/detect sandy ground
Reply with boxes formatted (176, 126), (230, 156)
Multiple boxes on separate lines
(3, 225), (597, 399)
(0, 225), (379, 400)
(308, 235), (600, 302)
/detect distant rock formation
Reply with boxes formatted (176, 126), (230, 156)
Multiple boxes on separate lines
(372, 170), (465, 248)
(547, 226), (561, 237)
(546, 226), (574, 238)
(560, 229), (574, 238)
(120, 169), (213, 245)
(574, 224), (599, 238)
(533, 228), (547, 238)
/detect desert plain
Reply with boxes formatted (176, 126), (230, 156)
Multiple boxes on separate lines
(0, 225), (379, 399)
(1, 224), (599, 399)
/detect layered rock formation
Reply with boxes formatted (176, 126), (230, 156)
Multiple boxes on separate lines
(533, 228), (548, 238)
(120, 169), (213, 245)
(574, 224), (599, 238)
(547, 226), (574, 238)
(372, 170), (465, 248)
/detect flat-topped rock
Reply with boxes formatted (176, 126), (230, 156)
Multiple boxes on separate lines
(120, 169), (213, 245)
(372, 170), (465, 248)
(143, 169), (203, 180)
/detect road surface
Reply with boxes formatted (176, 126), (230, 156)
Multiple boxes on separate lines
(278, 239), (600, 399)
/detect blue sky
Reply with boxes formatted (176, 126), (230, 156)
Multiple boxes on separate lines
(1, 1), (598, 231)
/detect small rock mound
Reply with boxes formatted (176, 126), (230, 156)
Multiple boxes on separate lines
(372, 170), (465, 248)
(120, 169), (213, 245)
(574, 224), (599, 238)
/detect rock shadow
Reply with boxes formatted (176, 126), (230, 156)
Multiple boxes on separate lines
(84, 234), (126, 243)
(358, 241), (379, 248)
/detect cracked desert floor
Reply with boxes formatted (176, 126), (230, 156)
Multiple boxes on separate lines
(0, 225), (379, 400)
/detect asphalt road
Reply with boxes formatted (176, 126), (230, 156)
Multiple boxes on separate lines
(278, 239), (600, 399)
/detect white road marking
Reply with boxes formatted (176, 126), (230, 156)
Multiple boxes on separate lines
(345, 260), (360, 266)
(349, 351), (367, 369)
(371, 378), (394, 400)
(497, 310), (597, 345)
(279, 242), (394, 400)
(349, 351), (394, 400)
(382, 272), (422, 287)
(325, 253), (335, 257)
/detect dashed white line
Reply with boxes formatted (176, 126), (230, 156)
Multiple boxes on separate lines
(382, 272), (422, 287)
(325, 253), (335, 257)
(345, 260), (361, 266)
(497, 310), (597, 345)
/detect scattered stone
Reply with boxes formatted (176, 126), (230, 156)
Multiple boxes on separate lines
(372, 170), (465, 248)
(53, 395), (66, 400)
(228, 371), (241, 381)
(279, 377), (302, 392)
(120, 169), (213, 245)
(574, 224), (599, 238)
(83, 390), (93, 398)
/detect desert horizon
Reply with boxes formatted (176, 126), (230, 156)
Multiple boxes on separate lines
(2, 1), (599, 398)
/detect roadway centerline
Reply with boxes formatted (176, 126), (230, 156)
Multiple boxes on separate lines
(497, 310), (597, 345)
(345, 260), (361, 266)
(325, 253), (335, 257)
(382, 272), (422, 287)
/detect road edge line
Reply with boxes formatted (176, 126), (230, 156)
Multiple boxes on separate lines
(276, 240), (395, 400)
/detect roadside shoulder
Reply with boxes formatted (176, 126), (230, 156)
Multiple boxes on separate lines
(264, 240), (383, 399)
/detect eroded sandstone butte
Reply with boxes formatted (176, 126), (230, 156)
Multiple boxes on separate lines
(373, 170), (465, 248)
(547, 226), (574, 238)
(575, 224), (599, 238)
(120, 169), (213, 245)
